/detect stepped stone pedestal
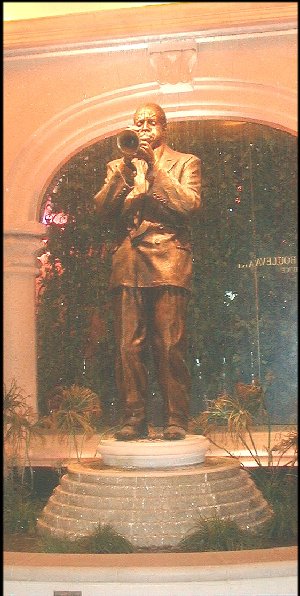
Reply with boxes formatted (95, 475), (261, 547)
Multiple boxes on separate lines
(37, 435), (272, 549)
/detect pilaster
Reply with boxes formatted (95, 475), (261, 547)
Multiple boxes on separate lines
(3, 225), (45, 412)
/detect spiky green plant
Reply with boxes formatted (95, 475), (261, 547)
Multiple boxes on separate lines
(3, 380), (45, 484)
(258, 499), (298, 547)
(178, 514), (259, 552)
(36, 533), (82, 553)
(3, 380), (49, 540)
(250, 464), (297, 545)
(271, 429), (298, 467)
(42, 384), (102, 461)
(38, 524), (135, 554)
(194, 383), (297, 466)
(3, 480), (44, 536)
(78, 524), (135, 553)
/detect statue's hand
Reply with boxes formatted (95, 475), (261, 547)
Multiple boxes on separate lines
(118, 158), (137, 185)
(136, 140), (155, 168)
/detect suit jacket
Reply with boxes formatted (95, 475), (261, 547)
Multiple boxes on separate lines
(94, 143), (201, 291)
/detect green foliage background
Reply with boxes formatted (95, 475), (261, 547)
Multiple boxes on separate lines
(37, 121), (297, 425)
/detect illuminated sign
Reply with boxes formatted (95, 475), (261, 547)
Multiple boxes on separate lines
(238, 256), (297, 274)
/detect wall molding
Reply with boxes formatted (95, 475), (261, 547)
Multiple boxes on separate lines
(4, 2), (297, 54)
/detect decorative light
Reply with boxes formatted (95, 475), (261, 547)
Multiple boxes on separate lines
(52, 212), (69, 226)
(225, 290), (238, 301)
(222, 121), (246, 127)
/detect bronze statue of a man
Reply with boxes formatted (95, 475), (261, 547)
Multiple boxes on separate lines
(94, 103), (201, 440)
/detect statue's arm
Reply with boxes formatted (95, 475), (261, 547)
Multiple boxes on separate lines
(148, 155), (201, 216)
(94, 162), (134, 217)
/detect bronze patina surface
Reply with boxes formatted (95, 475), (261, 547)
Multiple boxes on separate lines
(94, 104), (201, 440)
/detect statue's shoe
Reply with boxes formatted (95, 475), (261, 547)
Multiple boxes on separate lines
(163, 425), (186, 440)
(114, 423), (147, 441)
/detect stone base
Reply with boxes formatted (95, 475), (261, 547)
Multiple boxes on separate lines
(97, 434), (209, 468)
(37, 456), (273, 549)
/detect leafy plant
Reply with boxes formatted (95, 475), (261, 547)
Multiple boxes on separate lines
(178, 469), (297, 554)
(3, 480), (44, 536)
(193, 382), (297, 468)
(41, 384), (102, 461)
(3, 380), (45, 484)
(259, 496), (298, 547)
(250, 466), (298, 547)
(78, 524), (135, 553)
(192, 385), (297, 548)
(38, 524), (135, 554)
(3, 380), (50, 539)
(36, 533), (81, 554)
(178, 514), (259, 552)
(271, 429), (298, 467)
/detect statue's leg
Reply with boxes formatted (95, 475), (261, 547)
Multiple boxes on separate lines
(151, 287), (191, 439)
(112, 287), (148, 439)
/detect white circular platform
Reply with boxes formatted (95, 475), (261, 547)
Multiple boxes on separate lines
(97, 434), (209, 468)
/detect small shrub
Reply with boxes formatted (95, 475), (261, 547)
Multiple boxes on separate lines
(37, 533), (84, 554)
(251, 467), (298, 547)
(178, 515), (260, 552)
(3, 480), (43, 535)
(41, 384), (102, 461)
(260, 502), (298, 547)
(38, 524), (135, 554)
(78, 524), (135, 553)
(272, 430), (298, 467)
(194, 382), (298, 470)
(4, 380), (45, 483)
(250, 466), (297, 504)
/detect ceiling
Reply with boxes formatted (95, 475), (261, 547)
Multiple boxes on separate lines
(3, 2), (174, 22)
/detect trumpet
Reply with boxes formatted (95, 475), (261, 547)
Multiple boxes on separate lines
(117, 129), (140, 157)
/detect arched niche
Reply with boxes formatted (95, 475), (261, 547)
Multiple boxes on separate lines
(36, 118), (297, 426)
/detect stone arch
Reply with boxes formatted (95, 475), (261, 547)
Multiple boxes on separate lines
(5, 79), (297, 230)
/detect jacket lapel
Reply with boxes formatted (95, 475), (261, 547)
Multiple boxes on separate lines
(157, 145), (179, 172)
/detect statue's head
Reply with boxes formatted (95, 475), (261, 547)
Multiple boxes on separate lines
(133, 103), (167, 148)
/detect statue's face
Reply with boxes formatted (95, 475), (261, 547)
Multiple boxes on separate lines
(133, 105), (166, 149)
